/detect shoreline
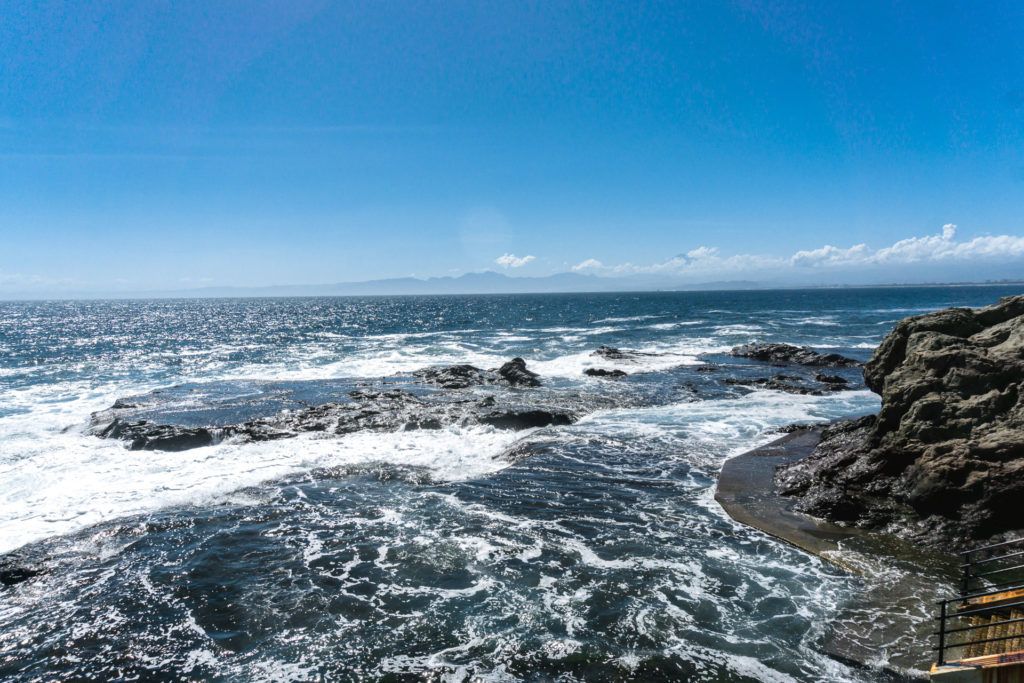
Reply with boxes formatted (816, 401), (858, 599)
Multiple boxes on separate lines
(716, 423), (959, 679)
(715, 427), (866, 560)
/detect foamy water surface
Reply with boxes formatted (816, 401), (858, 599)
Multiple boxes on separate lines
(1, 287), (1020, 681)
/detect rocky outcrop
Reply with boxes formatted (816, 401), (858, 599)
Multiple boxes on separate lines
(92, 385), (576, 452)
(592, 345), (656, 361)
(777, 295), (1024, 548)
(593, 345), (630, 360)
(497, 358), (540, 387)
(724, 375), (825, 396)
(414, 357), (541, 388)
(478, 409), (574, 430)
(731, 343), (861, 367)
(94, 420), (218, 451)
(414, 364), (494, 389)
(584, 368), (627, 378)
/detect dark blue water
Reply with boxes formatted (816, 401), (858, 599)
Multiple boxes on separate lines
(0, 286), (1020, 681)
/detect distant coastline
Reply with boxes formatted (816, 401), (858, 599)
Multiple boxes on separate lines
(2, 273), (1023, 302)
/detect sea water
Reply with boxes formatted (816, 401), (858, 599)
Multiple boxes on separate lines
(0, 286), (1019, 681)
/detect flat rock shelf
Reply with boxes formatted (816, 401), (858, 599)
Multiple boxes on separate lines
(715, 428), (861, 558)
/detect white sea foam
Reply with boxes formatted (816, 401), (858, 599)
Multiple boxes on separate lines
(591, 315), (664, 324)
(0, 388), (527, 554)
(647, 320), (705, 330)
(577, 389), (879, 464)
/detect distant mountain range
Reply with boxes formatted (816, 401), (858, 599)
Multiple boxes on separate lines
(128, 271), (764, 298)
(4, 270), (1023, 300)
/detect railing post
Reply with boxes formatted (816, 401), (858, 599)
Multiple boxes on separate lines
(961, 550), (972, 596)
(938, 600), (947, 666)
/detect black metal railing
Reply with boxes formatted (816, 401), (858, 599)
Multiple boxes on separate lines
(960, 537), (1024, 596)
(935, 537), (1024, 666)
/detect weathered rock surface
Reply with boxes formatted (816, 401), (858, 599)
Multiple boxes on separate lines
(92, 384), (576, 452)
(722, 371), (858, 396)
(731, 343), (861, 367)
(593, 345), (630, 360)
(477, 409), (574, 430)
(498, 357), (541, 387)
(414, 357), (541, 388)
(591, 345), (657, 361)
(777, 295), (1024, 548)
(723, 375), (825, 396)
(414, 364), (494, 389)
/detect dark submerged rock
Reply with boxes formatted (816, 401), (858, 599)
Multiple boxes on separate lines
(478, 408), (575, 430)
(0, 550), (45, 587)
(583, 368), (628, 378)
(730, 343), (861, 367)
(778, 295), (1024, 548)
(0, 563), (42, 587)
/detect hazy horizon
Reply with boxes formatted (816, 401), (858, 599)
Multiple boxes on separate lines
(4, 267), (1024, 301)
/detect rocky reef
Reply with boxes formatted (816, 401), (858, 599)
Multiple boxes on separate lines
(730, 342), (862, 368)
(91, 358), (576, 452)
(777, 295), (1024, 548)
(413, 357), (540, 389)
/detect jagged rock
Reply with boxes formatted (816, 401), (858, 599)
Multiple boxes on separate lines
(414, 364), (494, 389)
(95, 419), (217, 451)
(593, 345), (629, 360)
(814, 373), (849, 385)
(730, 343), (861, 367)
(723, 375), (823, 396)
(415, 358), (541, 388)
(592, 345), (657, 361)
(584, 368), (627, 378)
(92, 379), (573, 451)
(778, 295), (1024, 548)
(498, 358), (540, 387)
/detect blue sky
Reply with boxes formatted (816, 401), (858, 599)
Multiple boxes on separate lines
(1, 1), (1023, 293)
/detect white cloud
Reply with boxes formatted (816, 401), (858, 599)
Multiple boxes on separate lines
(790, 224), (1024, 268)
(571, 224), (1024, 279)
(790, 243), (870, 267)
(494, 253), (536, 268)
(686, 246), (719, 260)
(571, 258), (604, 272)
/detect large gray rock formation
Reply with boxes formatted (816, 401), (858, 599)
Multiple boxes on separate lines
(777, 295), (1024, 548)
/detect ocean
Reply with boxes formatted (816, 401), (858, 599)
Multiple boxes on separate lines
(1, 285), (1020, 681)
